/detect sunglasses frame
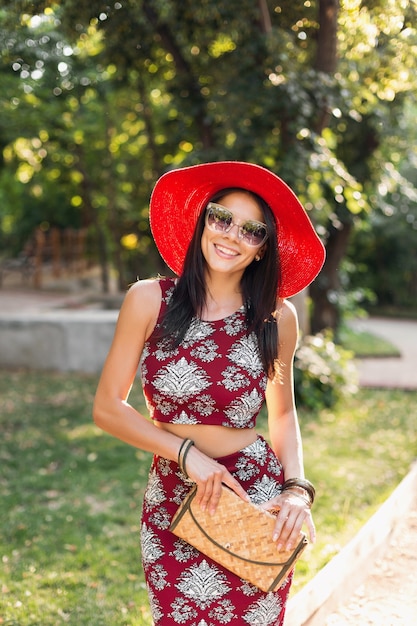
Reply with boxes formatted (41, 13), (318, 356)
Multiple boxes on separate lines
(205, 202), (269, 247)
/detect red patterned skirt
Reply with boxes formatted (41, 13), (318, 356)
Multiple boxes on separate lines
(140, 435), (292, 625)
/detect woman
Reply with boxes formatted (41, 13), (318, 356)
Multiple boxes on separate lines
(93, 161), (325, 625)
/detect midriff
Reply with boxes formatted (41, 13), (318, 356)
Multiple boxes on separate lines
(154, 422), (258, 459)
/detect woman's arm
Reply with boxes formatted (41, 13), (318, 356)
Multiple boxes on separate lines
(93, 280), (182, 459)
(93, 279), (248, 510)
(262, 299), (316, 549)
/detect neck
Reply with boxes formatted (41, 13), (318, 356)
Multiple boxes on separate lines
(202, 273), (244, 320)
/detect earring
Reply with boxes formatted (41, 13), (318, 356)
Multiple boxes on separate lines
(255, 254), (261, 261)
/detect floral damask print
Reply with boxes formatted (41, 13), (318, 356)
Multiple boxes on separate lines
(220, 365), (250, 391)
(141, 523), (165, 565)
(147, 587), (164, 624)
(243, 593), (283, 625)
(171, 480), (193, 505)
(171, 411), (201, 425)
(188, 395), (217, 417)
(248, 474), (282, 505)
(222, 310), (246, 335)
(148, 563), (170, 591)
(148, 507), (171, 530)
(141, 279), (267, 430)
(150, 393), (176, 416)
(239, 580), (261, 596)
(227, 334), (265, 378)
(156, 457), (173, 477)
(140, 281), (291, 624)
(170, 539), (199, 563)
(208, 599), (236, 623)
(141, 436), (290, 625)
(267, 455), (284, 477)
(190, 339), (219, 362)
(169, 597), (198, 623)
(234, 454), (261, 481)
(154, 339), (179, 362)
(243, 437), (269, 464)
(176, 560), (231, 610)
(153, 357), (212, 399)
(164, 283), (175, 304)
(144, 471), (166, 509)
(182, 318), (215, 348)
(223, 388), (264, 428)
(234, 438), (279, 482)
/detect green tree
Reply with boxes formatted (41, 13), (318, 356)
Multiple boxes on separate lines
(1, 1), (416, 319)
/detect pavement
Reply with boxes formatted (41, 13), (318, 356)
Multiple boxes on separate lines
(350, 316), (417, 390)
(1, 286), (417, 624)
(324, 504), (417, 625)
(0, 285), (123, 313)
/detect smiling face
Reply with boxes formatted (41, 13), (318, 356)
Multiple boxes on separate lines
(201, 190), (267, 279)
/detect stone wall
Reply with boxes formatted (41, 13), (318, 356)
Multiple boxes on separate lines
(0, 311), (118, 373)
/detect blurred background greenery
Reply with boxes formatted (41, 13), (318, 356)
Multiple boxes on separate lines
(1, 0), (416, 332)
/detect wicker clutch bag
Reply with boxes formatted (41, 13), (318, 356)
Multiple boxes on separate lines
(170, 484), (308, 592)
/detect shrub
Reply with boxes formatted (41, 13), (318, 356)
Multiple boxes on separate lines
(294, 330), (358, 410)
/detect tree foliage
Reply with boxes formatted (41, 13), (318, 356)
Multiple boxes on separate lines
(0, 1), (416, 317)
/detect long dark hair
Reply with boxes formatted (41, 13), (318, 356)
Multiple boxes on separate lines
(158, 189), (281, 376)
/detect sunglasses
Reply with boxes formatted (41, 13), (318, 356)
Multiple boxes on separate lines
(205, 202), (269, 247)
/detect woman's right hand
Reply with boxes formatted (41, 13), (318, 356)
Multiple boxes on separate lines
(183, 445), (250, 514)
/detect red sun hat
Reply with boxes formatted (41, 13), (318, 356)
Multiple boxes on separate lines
(149, 161), (325, 298)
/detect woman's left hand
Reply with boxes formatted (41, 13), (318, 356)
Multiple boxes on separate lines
(259, 490), (316, 551)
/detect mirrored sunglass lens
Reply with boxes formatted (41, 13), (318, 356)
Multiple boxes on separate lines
(208, 207), (232, 230)
(241, 222), (267, 244)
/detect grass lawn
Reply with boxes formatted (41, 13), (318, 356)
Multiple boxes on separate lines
(1, 369), (416, 625)
(339, 326), (401, 358)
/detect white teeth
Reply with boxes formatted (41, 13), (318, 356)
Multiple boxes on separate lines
(216, 244), (238, 256)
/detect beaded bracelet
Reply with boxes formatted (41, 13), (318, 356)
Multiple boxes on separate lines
(177, 438), (195, 478)
(282, 477), (316, 506)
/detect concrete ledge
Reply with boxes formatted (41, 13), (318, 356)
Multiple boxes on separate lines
(0, 311), (118, 373)
(285, 462), (417, 625)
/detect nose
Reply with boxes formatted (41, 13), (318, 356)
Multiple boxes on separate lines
(223, 222), (241, 241)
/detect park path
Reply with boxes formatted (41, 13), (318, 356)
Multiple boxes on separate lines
(323, 503), (417, 625)
(0, 286), (101, 312)
(350, 316), (417, 390)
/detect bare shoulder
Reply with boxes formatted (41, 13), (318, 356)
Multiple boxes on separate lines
(125, 278), (163, 307)
(276, 298), (298, 329)
(118, 278), (164, 338)
(275, 298), (299, 351)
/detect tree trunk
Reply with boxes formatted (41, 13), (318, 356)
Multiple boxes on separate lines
(310, 215), (352, 334)
(75, 146), (110, 293)
(258, 0), (272, 34)
(316, 0), (339, 73)
(310, 0), (343, 332)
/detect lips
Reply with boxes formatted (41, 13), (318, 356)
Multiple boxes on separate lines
(214, 243), (239, 258)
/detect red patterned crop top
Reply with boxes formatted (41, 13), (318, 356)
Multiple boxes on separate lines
(139, 278), (268, 429)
